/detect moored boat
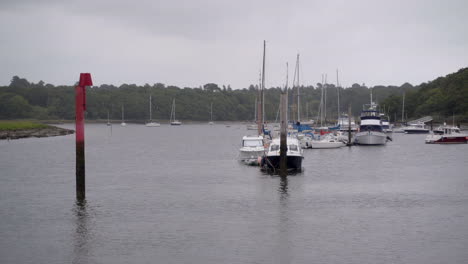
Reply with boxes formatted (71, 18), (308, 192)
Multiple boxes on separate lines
(261, 137), (303, 171)
(425, 125), (467, 144)
(239, 136), (265, 165)
(169, 99), (182, 126)
(380, 114), (393, 133)
(337, 115), (358, 132)
(145, 95), (161, 127)
(354, 95), (387, 145)
(404, 122), (429, 134)
(310, 134), (345, 149)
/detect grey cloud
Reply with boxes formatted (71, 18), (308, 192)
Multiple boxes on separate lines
(0, 0), (467, 88)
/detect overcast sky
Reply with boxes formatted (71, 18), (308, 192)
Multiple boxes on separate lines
(1, 0), (467, 89)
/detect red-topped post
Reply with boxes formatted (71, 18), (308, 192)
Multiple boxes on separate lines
(76, 73), (92, 201)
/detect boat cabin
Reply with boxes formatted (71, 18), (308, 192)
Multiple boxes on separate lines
(242, 136), (263, 147)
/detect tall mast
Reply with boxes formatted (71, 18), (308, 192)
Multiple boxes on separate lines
(318, 74), (324, 127)
(149, 95), (152, 121)
(122, 105), (124, 122)
(254, 97), (257, 122)
(401, 91), (405, 123)
(324, 74), (328, 124)
(258, 40), (266, 136)
(336, 69), (340, 123)
(210, 102), (213, 122)
(261, 40), (266, 126)
(296, 54), (300, 122)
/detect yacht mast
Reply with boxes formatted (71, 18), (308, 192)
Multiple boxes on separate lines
(173, 99), (176, 121)
(210, 102), (213, 122)
(261, 40), (266, 126)
(401, 91), (405, 123)
(295, 54), (300, 122)
(336, 69), (340, 124)
(149, 95), (152, 121)
(258, 40), (266, 136)
(324, 74), (328, 124)
(317, 74), (324, 127)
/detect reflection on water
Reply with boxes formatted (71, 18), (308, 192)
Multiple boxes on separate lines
(278, 176), (289, 200)
(73, 200), (91, 264)
(277, 175), (292, 264)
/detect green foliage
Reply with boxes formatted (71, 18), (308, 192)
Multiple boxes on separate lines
(1, 68), (466, 122)
(381, 67), (468, 122)
(0, 120), (49, 131)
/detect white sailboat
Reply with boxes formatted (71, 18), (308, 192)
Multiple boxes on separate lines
(145, 95), (160, 127)
(209, 102), (214, 125)
(106, 110), (111, 126)
(310, 134), (345, 149)
(170, 99), (182, 125)
(121, 105), (126, 126)
(239, 41), (267, 165)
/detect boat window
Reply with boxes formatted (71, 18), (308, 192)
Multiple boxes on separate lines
(289, 145), (298, 151)
(243, 140), (263, 147)
(360, 125), (383, 132)
(270, 144), (279, 151)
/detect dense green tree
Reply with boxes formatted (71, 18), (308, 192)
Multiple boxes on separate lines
(1, 68), (466, 122)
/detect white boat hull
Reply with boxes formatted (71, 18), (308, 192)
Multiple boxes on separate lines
(354, 131), (387, 145)
(145, 122), (161, 127)
(239, 149), (264, 165)
(311, 141), (345, 149)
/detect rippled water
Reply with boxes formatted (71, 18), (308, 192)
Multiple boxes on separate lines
(1, 123), (468, 264)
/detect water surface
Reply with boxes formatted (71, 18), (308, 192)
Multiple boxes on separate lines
(1, 124), (467, 264)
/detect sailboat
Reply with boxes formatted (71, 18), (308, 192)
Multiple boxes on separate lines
(208, 102), (214, 125)
(246, 98), (258, 130)
(239, 41), (267, 165)
(260, 62), (304, 171)
(145, 95), (160, 127)
(170, 99), (182, 125)
(121, 105), (126, 126)
(106, 110), (111, 126)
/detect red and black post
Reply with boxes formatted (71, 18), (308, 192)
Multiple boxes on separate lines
(76, 73), (92, 201)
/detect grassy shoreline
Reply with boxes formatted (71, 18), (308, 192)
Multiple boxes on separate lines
(0, 121), (50, 131)
(0, 121), (74, 140)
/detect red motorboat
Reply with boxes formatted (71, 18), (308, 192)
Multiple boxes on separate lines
(425, 126), (467, 144)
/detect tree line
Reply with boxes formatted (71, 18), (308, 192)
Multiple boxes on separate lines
(1, 67), (467, 123)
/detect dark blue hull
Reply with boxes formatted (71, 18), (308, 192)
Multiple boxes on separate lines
(261, 155), (303, 171)
(404, 129), (429, 134)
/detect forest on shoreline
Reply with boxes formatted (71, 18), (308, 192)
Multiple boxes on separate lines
(1, 68), (467, 123)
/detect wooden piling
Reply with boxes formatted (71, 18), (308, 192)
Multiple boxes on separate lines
(347, 104), (352, 146)
(279, 90), (288, 176)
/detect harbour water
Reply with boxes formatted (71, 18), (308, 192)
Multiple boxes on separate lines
(1, 123), (468, 264)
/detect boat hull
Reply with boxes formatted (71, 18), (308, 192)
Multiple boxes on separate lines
(145, 122), (160, 127)
(261, 155), (303, 171)
(310, 141), (345, 149)
(354, 131), (387, 145)
(404, 129), (429, 134)
(239, 149), (264, 165)
(425, 135), (468, 144)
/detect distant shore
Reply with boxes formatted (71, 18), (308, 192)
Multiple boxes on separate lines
(0, 121), (74, 140)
